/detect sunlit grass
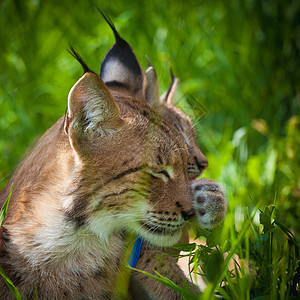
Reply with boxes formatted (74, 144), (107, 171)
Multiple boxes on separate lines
(0, 186), (22, 300)
(142, 195), (299, 299)
(0, 1), (299, 299)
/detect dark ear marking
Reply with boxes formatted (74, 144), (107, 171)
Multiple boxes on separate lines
(68, 45), (93, 74)
(96, 8), (122, 44)
(98, 9), (146, 97)
(146, 55), (151, 68)
(160, 67), (179, 104)
(170, 68), (175, 83)
(166, 67), (177, 99)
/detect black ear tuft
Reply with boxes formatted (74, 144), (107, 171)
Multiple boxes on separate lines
(68, 45), (93, 74)
(160, 67), (179, 105)
(96, 8), (122, 44)
(146, 55), (151, 68)
(170, 67), (175, 82)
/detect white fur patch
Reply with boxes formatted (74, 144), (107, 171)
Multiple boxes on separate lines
(102, 58), (129, 84)
(101, 57), (143, 94)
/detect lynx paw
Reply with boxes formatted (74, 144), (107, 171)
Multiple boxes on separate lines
(191, 178), (226, 229)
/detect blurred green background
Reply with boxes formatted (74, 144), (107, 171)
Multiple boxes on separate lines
(0, 0), (299, 238)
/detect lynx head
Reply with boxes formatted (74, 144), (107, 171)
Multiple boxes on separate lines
(64, 41), (193, 248)
(145, 66), (208, 179)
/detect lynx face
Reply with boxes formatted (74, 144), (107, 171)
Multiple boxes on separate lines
(65, 72), (193, 248)
(162, 104), (208, 179)
(145, 67), (208, 179)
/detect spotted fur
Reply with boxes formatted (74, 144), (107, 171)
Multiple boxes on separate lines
(191, 178), (226, 228)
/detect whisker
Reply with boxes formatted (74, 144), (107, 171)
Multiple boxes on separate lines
(97, 213), (140, 222)
(165, 133), (187, 159)
(167, 132), (184, 150)
(165, 146), (188, 160)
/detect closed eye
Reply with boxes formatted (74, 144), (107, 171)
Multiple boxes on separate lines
(158, 170), (171, 179)
(149, 166), (173, 182)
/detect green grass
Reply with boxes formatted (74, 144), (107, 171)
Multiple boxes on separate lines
(0, 1), (299, 299)
(0, 186), (22, 300)
(142, 199), (299, 299)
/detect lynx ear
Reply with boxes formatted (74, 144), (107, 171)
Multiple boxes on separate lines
(98, 10), (146, 98)
(160, 69), (179, 105)
(145, 65), (160, 107)
(65, 72), (123, 139)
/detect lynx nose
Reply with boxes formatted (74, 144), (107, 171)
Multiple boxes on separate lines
(195, 156), (208, 173)
(181, 209), (195, 221)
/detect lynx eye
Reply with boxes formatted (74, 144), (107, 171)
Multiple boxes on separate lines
(149, 166), (173, 182)
(158, 170), (170, 179)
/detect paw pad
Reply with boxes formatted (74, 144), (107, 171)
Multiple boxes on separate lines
(191, 178), (226, 229)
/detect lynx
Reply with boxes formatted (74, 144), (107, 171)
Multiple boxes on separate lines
(0, 12), (226, 300)
(97, 12), (226, 299)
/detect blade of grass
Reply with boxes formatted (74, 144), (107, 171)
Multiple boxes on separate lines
(245, 229), (250, 300)
(130, 267), (199, 300)
(112, 234), (135, 299)
(0, 267), (22, 300)
(216, 284), (231, 300)
(224, 270), (238, 299)
(0, 184), (13, 226)
(0, 185), (22, 300)
(206, 208), (257, 299)
(274, 220), (299, 247)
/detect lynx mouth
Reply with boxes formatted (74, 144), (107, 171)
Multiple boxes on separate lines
(137, 221), (183, 247)
(140, 222), (182, 236)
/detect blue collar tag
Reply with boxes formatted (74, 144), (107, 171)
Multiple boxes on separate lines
(127, 236), (143, 268)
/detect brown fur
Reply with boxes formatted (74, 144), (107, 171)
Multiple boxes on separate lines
(0, 17), (227, 298)
(130, 176), (226, 299)
(133, 244), (199, 299)
(96, 15), (225, 298)
(129, 66), (227, 299)
(160, 103), (208, 178)
(0, 72), (195, 299)
(145, 66), (208, 179)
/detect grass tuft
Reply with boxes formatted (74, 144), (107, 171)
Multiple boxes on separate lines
(0, 185), (22, 300)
